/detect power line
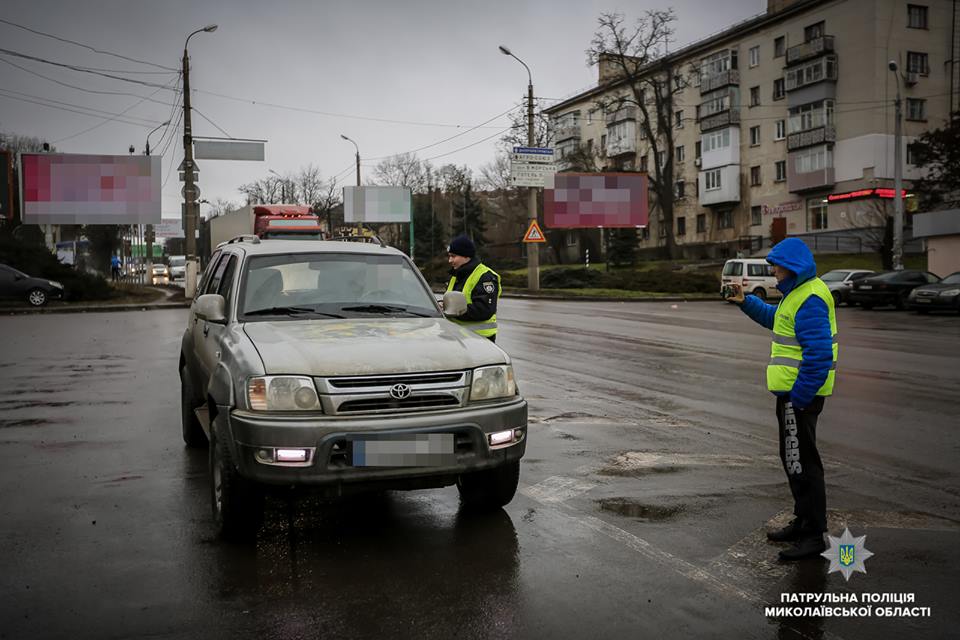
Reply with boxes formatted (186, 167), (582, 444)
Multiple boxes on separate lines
(191, 106), (232, 138)
(424, 126), (517, 162)
(0, 89), (163, 128)
(51, 82), (174, 144)
(0, 48), (176, 90)
(0, 17), (177, 71)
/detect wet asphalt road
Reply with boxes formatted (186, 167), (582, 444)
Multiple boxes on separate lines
(0, 301), (958, 639)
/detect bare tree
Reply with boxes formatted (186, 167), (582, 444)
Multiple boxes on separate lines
(208, 198), (239, 218)
(372, 152), (430, 193)
(586, 10), (686, 259)
(294, 164), (327, 207)
(0, 131), (53, 155)
(238, 177), (282, 205)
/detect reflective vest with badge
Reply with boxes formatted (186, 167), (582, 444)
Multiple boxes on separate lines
(446, 264), (501, 338)
(767, 277), (838, 396)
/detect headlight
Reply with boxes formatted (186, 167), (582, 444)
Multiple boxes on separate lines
(470, 365), (516, 402)
(48, 280), (62, 288)
(247, 376), (321, 411)
(939, 289), (960, 297)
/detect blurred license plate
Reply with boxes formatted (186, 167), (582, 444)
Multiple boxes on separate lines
(916, 298), (930, 303)
(859, 285), (872, 290)
(352, 434), (455, 467)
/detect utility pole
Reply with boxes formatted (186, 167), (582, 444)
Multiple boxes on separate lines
(889, 60), (905, 271)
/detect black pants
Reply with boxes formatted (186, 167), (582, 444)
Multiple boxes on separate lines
(776, 395), (827, 534)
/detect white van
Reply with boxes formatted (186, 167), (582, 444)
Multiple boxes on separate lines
(721, 258), (782, 301)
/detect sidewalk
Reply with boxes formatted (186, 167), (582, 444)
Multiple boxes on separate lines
(0, 286), (190, 315)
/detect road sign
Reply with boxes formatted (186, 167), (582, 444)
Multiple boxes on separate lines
(523, 220), (546, 243)
(179, 170), (199, 182)
(181, 184), (201, 200)
(511, 147), (555, 164)
(178, 158), (195, 171)
(510, 161), (557, 188)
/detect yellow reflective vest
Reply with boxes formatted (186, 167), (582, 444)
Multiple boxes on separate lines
(446, 263), (501, 338)
(767, 277), (837, 396)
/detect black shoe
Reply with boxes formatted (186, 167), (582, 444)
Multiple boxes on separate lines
(767, 518), (803, 542)
(778, 534), (827, 562)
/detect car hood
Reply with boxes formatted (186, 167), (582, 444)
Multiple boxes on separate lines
(912, 282), (955, 293)
(243, 318), (508, 376)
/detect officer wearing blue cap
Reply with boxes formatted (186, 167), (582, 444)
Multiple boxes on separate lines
(445, 235), (501, 342)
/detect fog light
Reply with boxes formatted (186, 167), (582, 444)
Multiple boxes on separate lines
(255, 448), (274, 463)
(276, 448), (308, 463)
(489, 430), (515, 446)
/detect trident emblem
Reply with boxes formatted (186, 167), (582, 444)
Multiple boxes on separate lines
(839, 544), (855, 567)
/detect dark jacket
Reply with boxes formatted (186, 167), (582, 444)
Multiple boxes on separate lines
(448, 259), (499, 322)
(739, 238), (834, 409)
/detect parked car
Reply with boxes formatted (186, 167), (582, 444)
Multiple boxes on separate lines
(849, 270), (940, 309)
(180, 237), (527, 538)
(0, 263), (64, 307)
(907, 271), (960, 314)
(721, 258), (782, 301)
(150, 263), (169, 284)
(820, 269), (874, 306)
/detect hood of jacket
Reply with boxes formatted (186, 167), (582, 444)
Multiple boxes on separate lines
(767, 238), (817, 296)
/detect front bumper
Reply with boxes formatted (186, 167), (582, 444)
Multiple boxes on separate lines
(908, 295), (960, 311)
(222, 398), (528, 490)
(849, 290), (898, 306)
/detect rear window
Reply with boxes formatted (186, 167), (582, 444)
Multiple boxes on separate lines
(722, 262), (743, 276)
(942, 273), (960, 284)
(748, 264), (772, 277)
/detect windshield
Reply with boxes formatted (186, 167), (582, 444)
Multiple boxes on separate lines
(240, 252), (440, 319)
(941, 273), (960, 284)
(169, 256), (186, 267)
(722, 262), (743, 276)
(820, 271), (849, 282)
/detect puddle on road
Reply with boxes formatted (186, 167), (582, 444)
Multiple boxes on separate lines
(597, 451), (753, 477)
(0, 399), (130, 410)
(531, 411), (632, 425)
(598, 497), (685, 521)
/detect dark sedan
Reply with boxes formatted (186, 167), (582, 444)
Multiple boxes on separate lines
(849, 270), (940, 310)
(908, 271), (960, 314)
(0, 263), (65, 306)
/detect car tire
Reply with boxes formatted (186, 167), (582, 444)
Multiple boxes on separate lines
(457, 460), (521, 511)
(753, 288), (767, 301)
(895, 292), (909, 310)
(210, 430), (263, 541)
(180, 366), (207, 448)
(27, 288), (48, 307)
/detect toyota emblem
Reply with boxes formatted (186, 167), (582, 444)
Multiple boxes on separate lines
(389, 383), (411, 400)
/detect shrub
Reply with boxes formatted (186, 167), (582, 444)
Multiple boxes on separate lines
(0, 233), (114, 301)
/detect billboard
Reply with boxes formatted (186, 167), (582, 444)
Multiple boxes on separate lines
(343, 186), (412, 223)
(193, 139), (265, 161)
(156, 218), (184, 238)
(0, 151), (10, 221)
(544, 173), (648, 229)
(20, 153), (161, 225)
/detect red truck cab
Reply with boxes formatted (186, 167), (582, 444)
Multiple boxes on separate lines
(253, 205), (325, 240)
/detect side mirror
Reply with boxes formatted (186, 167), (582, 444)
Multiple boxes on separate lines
(442, 291), (467, 316)
(195, 293), (227, 324)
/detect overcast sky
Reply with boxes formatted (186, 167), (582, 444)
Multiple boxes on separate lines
(1, 0), (764, 220)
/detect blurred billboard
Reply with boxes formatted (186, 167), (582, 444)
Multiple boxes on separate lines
(544, 173), (648, 229)
(20, 153), (161, 224)
(343, 186), (412, 223)
(0, 150), (11, 221)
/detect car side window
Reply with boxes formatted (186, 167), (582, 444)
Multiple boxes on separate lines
(197, 252), (222, 294)
(217, 256), (239, 314)
(205, 254), (231, 296)
(748, 264), (770, 277)
(924, 273), (939, 283)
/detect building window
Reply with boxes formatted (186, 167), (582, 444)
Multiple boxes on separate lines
(907, 98), (927, 121)
(675, 110), (684, 128)
(675, 180), (686, 198)
(794, 145), (833, 174)
(774, 36), (786, 58)
(717, 209), (733, 229)
(751, 205), (762, 226)
(674, 74), (684, 91)
(675, 145), (685, 162)
(908, 5), (928, 29)
(641, 227), (650, 240)
(808, 198), (828, 230)
(775, 160), (787, 182)
(750, 165), (762, 186)
(677, 216), (686, 236)
(701, 127), (731, 153)
(750, 126), (761, 146)
(775, 120), (786, 140)
(640, 154), (649, 172)
(600, 134), (607, 152)
(907, 142), (920, 165)
(804, 21), (825, 42)
(705, 168), (722, 191)
(566, 231), (578, 246)
(773, 78), (785, 101)
(750, 86), (760, 107)
(658, 220), (667, 238)
(749, 46), (760, 68)
(656, 150), (665, 168)
(695, 141), (702, 159)
(907, 51), (930, 76)
(700, 49), (738, 80)
(788, 100), (835, 134)
(696, 213), (707, 233)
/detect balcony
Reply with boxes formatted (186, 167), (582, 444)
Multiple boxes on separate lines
(786, 36), (835, 66)
(605, 105), (638, 125)
(554, 124), (582, 143)
(787, 125), (837, 151)
(787, 148), (835, 193)
(700, 68), (740, 95)
(786, 55), (837, 92)
(698, 165), (740, 206)
(700, 108), (740, 132)
(606, 135), (637, 158)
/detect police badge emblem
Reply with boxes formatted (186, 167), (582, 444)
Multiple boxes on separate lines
(483, 282), (495, 294)
(822, 528), (874, 581)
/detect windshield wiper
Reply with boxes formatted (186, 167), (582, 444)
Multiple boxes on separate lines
(339, 304), (433, 317)
(244, 306), (344, 318)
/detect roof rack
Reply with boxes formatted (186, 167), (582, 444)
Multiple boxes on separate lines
(217, 234), (261, 249)
(328, 235), (387, 248)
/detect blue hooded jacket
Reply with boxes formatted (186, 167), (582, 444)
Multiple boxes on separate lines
(739, 238), (834, 409)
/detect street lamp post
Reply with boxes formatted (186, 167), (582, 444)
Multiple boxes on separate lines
(144, 120), (169, 273)
(182, 24), (218, 298)
(499, 45), (539, 291)
(341, 135), (362, 236)
(888, 60), (905, 271)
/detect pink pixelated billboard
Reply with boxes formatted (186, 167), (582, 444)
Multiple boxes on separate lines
(21, 153), (161, 224)
(544, 172), (648, 229)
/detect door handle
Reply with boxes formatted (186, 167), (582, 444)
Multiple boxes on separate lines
(203, 323), (210, 337)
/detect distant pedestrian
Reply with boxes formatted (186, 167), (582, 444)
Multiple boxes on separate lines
(728, 238), (837, 561)
(110, 255), (121, 282)
(444, 236), (501, 343)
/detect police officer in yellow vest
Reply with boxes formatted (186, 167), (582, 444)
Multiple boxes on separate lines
(729, 238), (837, 561)
(445, 235), (501, 343)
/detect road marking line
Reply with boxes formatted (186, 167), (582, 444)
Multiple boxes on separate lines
(521, 475), (596, 504)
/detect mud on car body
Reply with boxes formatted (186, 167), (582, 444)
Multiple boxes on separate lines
(179, 237), (527, 538)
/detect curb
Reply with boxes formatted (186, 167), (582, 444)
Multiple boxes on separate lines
(2, 302), (190, 315)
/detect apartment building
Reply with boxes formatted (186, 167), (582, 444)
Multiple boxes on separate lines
(544, 0), (960, 259)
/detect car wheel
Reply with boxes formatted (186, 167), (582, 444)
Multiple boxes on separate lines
(457, 460), (521, 511)
(210, 430), (263, 540)
(180, 366), (207, 448)
(894, 292), (909, 310)
(27, 288), (48, 307)
(753, 288), (767, 301)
